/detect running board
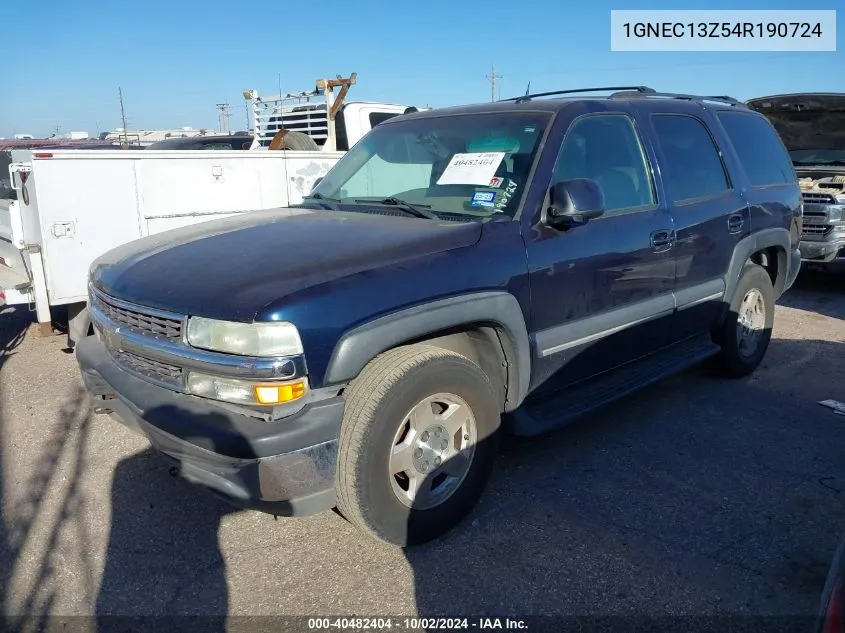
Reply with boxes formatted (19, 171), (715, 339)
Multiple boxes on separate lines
(509, 334), (721, 437)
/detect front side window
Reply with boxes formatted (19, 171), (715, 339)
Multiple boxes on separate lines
(652, 114), (730, 203)
(310, 112), (551, 218)
(552, 114), (655, 214)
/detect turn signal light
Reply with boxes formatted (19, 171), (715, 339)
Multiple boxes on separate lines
(254, 380), (306, 405)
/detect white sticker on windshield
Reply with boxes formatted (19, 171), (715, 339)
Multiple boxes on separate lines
(436, 152), (506, 186)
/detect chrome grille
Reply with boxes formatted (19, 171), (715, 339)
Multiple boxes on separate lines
(802, 224), (834, 237)
(92, 291), (183, 340)
(112, 349), (183, 386)
(802, 192), (839, 205)
(802, 209), (828, 219)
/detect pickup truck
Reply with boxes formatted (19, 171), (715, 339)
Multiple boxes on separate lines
(747, 92), (845, 272)
(76, 86), (802, 547)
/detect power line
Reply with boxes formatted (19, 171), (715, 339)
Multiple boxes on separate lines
(485, 63), (502, 102)
(216, 102), (231, 134)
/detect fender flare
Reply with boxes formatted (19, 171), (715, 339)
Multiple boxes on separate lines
(723, 227), (792, 302)
(323, 291), (531, 409)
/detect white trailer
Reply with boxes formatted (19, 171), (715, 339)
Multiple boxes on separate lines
(0, 76), (422, 344)
(0, 148), (342, 338)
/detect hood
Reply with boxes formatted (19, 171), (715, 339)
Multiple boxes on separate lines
(746, 93), (845, 152)
(91, 207), (483, 321)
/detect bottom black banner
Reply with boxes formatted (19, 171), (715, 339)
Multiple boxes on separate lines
(0, 615), (823, 633)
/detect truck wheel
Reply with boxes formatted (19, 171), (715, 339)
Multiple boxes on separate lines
(280, 131), (319, 151)
(335, 344), (500, 547)
(715, 262), (775, 378)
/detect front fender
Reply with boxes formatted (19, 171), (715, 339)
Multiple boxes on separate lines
(323, 291), (531, 410)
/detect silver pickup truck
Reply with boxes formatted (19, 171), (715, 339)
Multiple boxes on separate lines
(748, 93), (845, 272)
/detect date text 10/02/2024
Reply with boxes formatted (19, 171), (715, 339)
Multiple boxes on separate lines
(307, 617), (529, 630)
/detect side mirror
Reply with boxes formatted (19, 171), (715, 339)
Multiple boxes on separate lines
(546, 178), (605, 227)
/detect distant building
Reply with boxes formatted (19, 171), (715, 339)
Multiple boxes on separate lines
(13, 134), (34, 140)
(100, 126), (217, 146)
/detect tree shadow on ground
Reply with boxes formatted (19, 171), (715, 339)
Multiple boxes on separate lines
(1, 308), (96, 630)
(0, 302), (236, 632)
(0, 306), (31, 615)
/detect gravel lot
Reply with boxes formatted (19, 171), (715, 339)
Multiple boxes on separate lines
(1, 271), (844, 624)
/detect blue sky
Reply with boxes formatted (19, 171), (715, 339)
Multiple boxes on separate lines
(1, 0), (841, 138)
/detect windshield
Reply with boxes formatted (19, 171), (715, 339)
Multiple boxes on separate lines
(789, 149), (845, 165)
(309, 112), (551, 218)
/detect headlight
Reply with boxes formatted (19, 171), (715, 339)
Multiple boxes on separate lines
(187, 372), (307, 406)
(186, 317), (303, 357)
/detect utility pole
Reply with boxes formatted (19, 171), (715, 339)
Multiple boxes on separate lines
(485, 63), (502, 102)
(216, 102), (231, 134)
(53, 123), (61, 138)
(118, 87), (129, 143)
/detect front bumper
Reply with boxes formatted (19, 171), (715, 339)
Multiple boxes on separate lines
(76, 334), (342, 517)
(799, 238), (845, 263)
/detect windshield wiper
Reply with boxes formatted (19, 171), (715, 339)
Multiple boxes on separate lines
(353, 197), (439, 220)
(300, 192), (342, 209)
(793, 160), (845, 166)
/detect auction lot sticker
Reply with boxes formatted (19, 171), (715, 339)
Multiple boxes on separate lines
(436, 153), (506, 186)
(610, 10), (836, 51)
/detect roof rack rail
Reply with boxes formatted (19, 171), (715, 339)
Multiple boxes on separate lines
(608, 90), (748, 108)
(500, 86), (656, 103)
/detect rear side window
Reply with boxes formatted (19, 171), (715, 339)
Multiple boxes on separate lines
(717, 111), (795, 186)
(651, 114), (730, 204)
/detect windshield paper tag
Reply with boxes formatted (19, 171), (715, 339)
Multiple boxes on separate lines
(470, 190), (497, 208)
(436, 152), (506, 186)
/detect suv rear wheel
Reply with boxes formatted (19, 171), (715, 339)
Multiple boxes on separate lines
(335, 344), (501, 547)
(715, 262), (775, 378)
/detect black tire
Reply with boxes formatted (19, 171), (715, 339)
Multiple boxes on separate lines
(714, 262), (775, 378)
(335, 344), (501, 547)
(280, 131), (319, 151)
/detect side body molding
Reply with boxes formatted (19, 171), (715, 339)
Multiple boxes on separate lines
(532, 277), (727, 359)
(323, 291), (532, 409)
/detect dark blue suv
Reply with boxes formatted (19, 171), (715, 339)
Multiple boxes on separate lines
(76, 86), (803, 547)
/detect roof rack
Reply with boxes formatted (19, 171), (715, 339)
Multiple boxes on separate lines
(500, 86), (656, 103)
(500, 86), (748, 108)
(608, 90), (747, 108)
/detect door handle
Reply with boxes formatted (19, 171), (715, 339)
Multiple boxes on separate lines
(728, 214), (744, 234)
(650, 229), (674, 252)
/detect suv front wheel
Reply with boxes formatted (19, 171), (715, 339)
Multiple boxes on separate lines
(335, 344), (501, 547)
